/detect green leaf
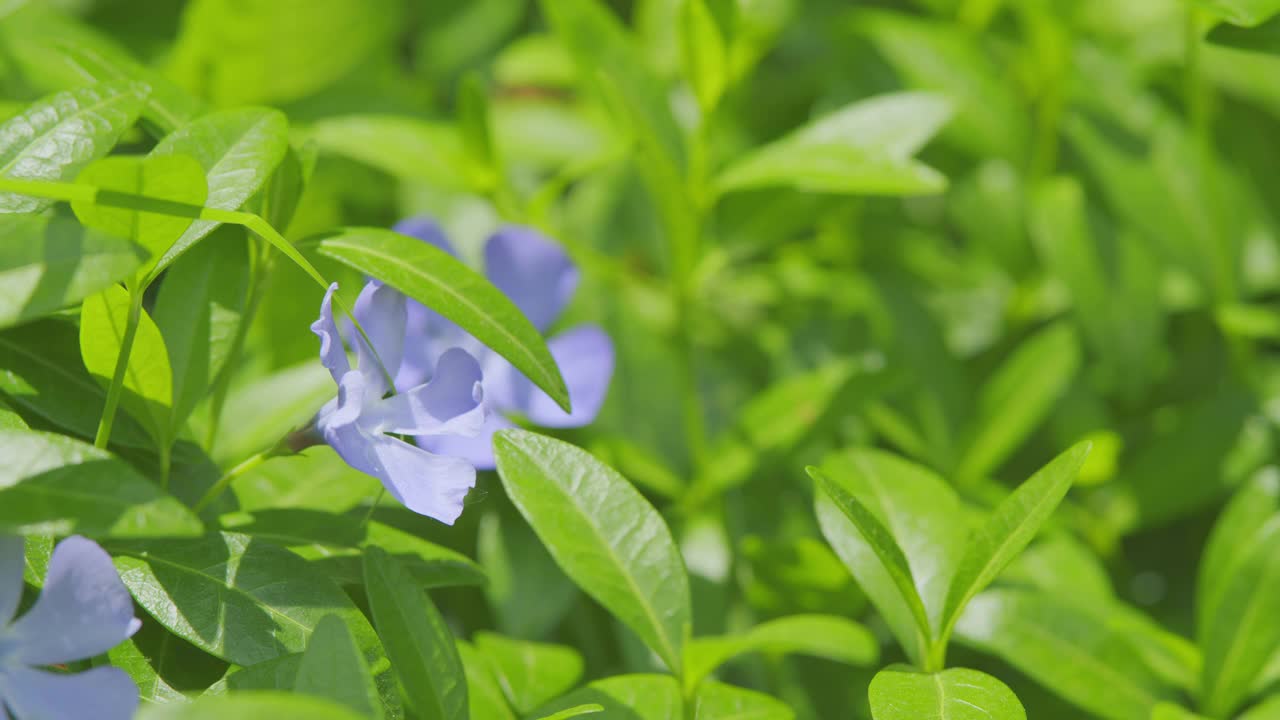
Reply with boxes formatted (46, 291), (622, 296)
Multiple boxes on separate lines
(112, 531), (396, 713)
(0, 81), (147, 213)
(953, 325), (1082, 484)
(535, 706), (605, 720)
(868, 666), (1025, 720)
(474, 632), (584, 714)
(1197, 468), (1280, 638)
(493, 430), (691, 676)
(681, 0), (728, 113)
(1195, 0), (1280, 26)
(457, 74), (500, 188)
(0, 6), (204, 133)
(810, 450), (966, 666)
(139, 692), (367, 720)
(715, 92), (951, 196)
(0, 428), (201, 537)
(0, 214), (145, 330)
(457, 641), (518, 720)
(532, 675), (681, 720)
(104, 638), (187, 704)
(315, 228), (570, 411)
(694, 682), (793, 720)
(0, 319), (152, 448)
(939, 441), (1091, 646)
(149, 108), (290, 275)
(79, 283), (173, 446)
(684, 614), (878, 693)
(955, 589), (1172, 720)
(363, 546), (467, 720)
(477, 506), (579, 639)
(71, 154), (209, 277)
(810, 466), (932, 663)
(295, 615), (384, 720)
(1240, 696), (1280, 719)
(307, 116), (468, 189)
(210, 360), (334, 466)
(1208, 15), (1280, 54)
(1201, 515), (1280, 717)
(1151, 702), (1211, 720)
(153, 230), (250, 432)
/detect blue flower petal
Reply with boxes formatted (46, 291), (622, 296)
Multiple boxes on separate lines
(494, 325), (614, 428)
(0, 536), (23, 626)
(0, 666), (138, 720)
(352, 280), (406, 396)
(7, 536), (139, 666)
(310, 283), (350, 383)
(484, 226), (579, 332)
(367, 348), (485, 436)
(393, 216), (459, 257)
(418, 409), (514, 471)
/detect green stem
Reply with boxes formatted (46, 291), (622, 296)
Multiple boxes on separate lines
(94, 286), (144, 449)
(359, 487), (387, 532)
(193, 445), (275, 513)
(1185, 6), (1209, 148)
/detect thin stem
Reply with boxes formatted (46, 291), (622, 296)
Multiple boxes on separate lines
(94, 286), (144, 449)
(359, 487), (387, 532)
(193, 447), (274, 513)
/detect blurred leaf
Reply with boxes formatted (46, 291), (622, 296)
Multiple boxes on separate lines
(1151, 703), (1212, 720)
(0, 214), (145, 330)
(474, 632), (584, 714)
(684, 614), (878, 692)
(0, 319), (152, 448)
(168, 0), (399, 106)
(955, 588), (1173, 720)
(812, 450), (966, 665)
(681, 0), (728, 112)
(79, 283), (173, 446)
(477, 506), (578, 639)
(316, 227), (569, 411)
(307, 116), (468, 189)
(954, 325), (1081, 484)
(295, 615), (384, 720)
(0, 81), (147, 213)
(363, 547), (467, 720)
(940, 441), (1091, 642)
(1195, 0), (1280, 26)
(1199, 468), (1280, 636)
(458, 641), (518, 720)
(149, 108), (290, 275)
(535, 706), (605, 720)
(715, 92), (950, 196)
(153, 229), (249, 432)
(139, 692), (367, 720)
(0, 428), (200, 537)
(494, 429), (691, 676)
(210, 361), (334, 466)
(868, 666), (1025, 719)
(1241, 696), (1280, 719)
(72, 154), (208, 278)
(532, 674), (681, 720)
(693, 681), (793, 719)
(1208, 14), (1280, 53)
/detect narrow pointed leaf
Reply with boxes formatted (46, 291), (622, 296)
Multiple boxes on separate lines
(295, 615), (384, 720)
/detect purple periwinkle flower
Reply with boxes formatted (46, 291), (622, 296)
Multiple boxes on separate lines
(311, 280), (486, 524)
(0, 535), (141, 720)
(392, 218), (615, 469)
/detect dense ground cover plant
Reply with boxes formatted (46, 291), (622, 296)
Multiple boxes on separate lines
(1, 0), (1280, 717)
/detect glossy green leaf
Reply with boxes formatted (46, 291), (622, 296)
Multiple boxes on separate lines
(532, 674), (681, 720)
(693, 681), (794, 720)
(317, 227), (569, 411)
(939, 441), (1091, 644)
(458, 641), (518, 720)
(953, 324), (1082, 484)
(79, 283), (173, 446)
(684, 614), (878, 692)
(715, 93), (951, 196)
(139, 692), (367, 720)
(0, 319), (151, 448)
(0, 214), (145, 330)
(1196, 0), (1280, 26)
(474, 632), (583, 714)
(0, 81), (147, 213)
(494, 430), (691, 676)
(681, 0), (728, 112)
(363, 546), (467, 720)
(295, 615), (384, 720)
(955, 589), (1172, 720)
(868, 666), (1025, 720)
(71, 154), (208, 274)
(153, 230), (249, 431)
(149, 108), (289, 274)
(810, 450), (966, 665)
(0, 428), (200, 537)
(103, 638), (187, 704)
